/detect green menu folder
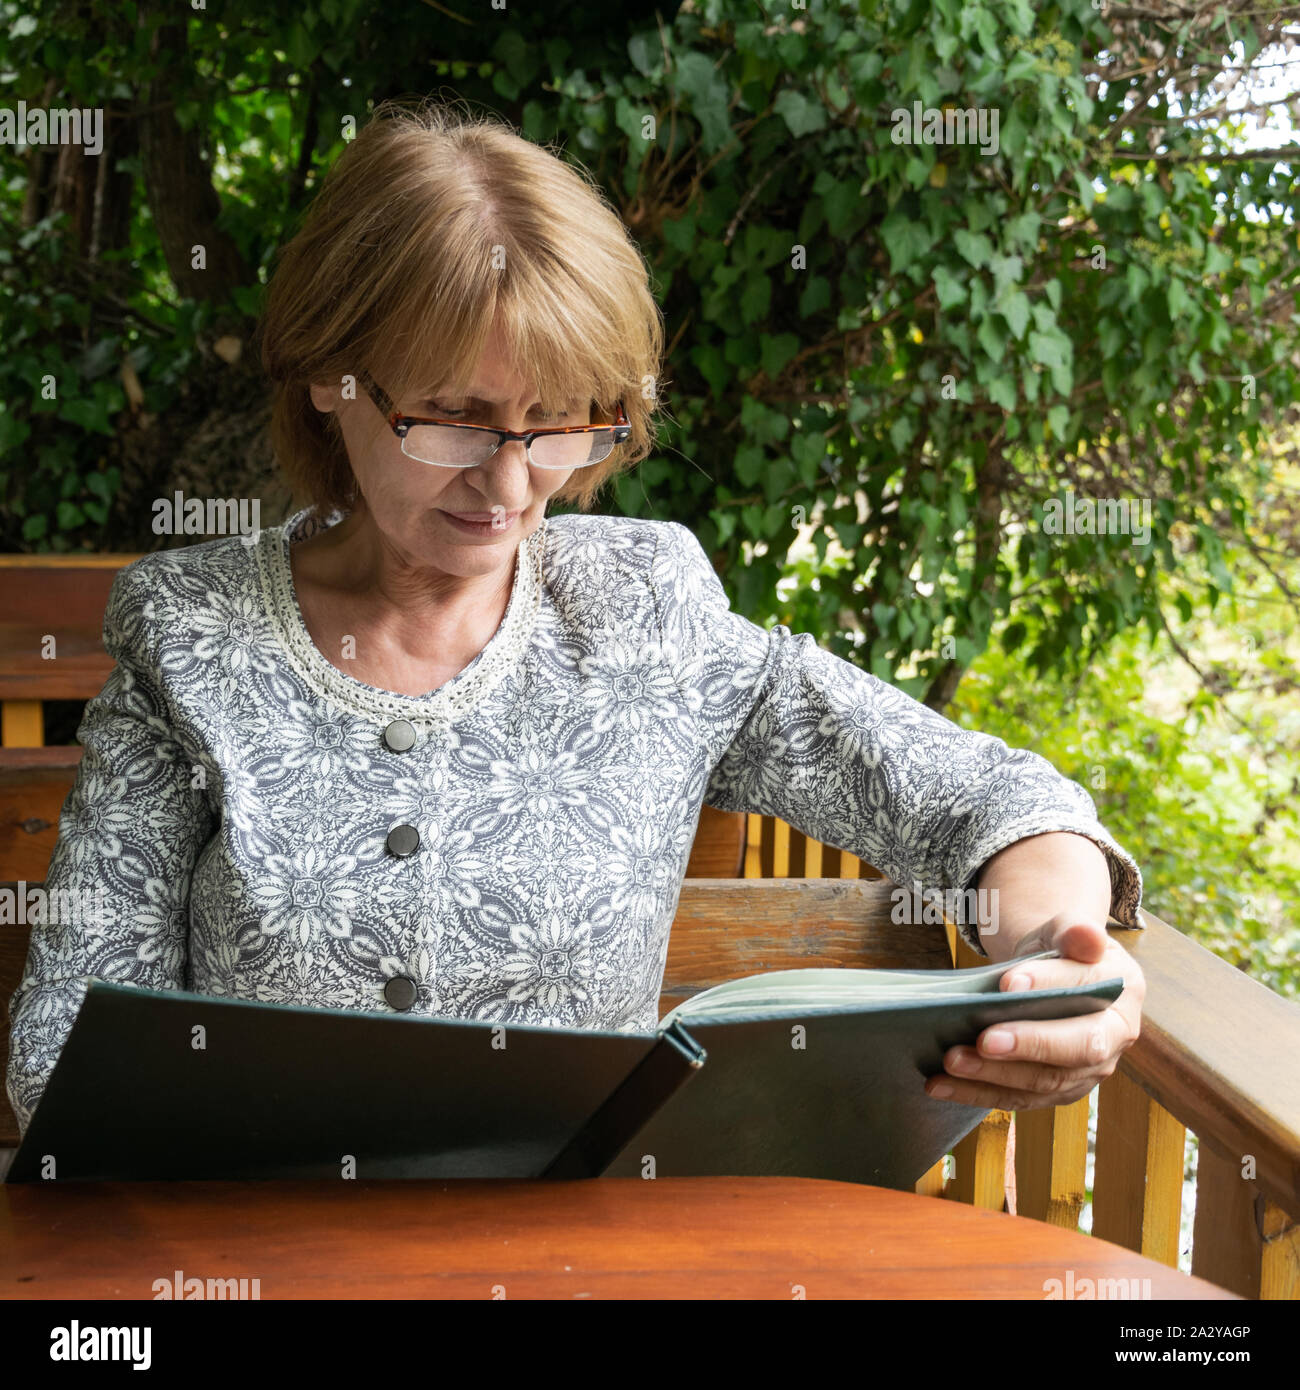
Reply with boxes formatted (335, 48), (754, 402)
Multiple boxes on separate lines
(3, 948), (1123, 1186)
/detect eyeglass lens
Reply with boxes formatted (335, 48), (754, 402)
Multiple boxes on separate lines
(401, 425), (615, 469)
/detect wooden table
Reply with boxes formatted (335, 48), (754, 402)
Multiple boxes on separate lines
(1, 1175), (1239, 1299)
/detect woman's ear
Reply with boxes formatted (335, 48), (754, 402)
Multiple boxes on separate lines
(308, 381), (339, 413)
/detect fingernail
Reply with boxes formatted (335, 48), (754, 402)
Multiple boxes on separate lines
(929, 1081), (953, 1099)
(982, 1029), (1015, 1055)
(1005, 973), (1031, 992)
(949, 1051), (980, 1074)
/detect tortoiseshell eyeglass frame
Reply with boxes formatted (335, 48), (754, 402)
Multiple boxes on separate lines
(356, 368), (630, 469)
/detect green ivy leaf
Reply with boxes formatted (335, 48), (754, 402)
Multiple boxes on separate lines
(760, 333), (800, 378)
(1167, 278), (1190, 319)
(953, 229), (995, 269)
(998, 287), (1030, 339)
(880, 210), (930, 274)
(734, 444), (766, 486)
(674, 51), (733, 151)
(933, 264), (967, 311)
(773, 89), (827, 138)
(977, 314), (1007, 361)
(627, 32), (660, 77)
(988, 375), (1017, 411)
(889, 415), (916, 453)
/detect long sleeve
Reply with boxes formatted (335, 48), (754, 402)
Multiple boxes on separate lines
(650, 521), (1143, 956)
(5, 560), (215, 1138)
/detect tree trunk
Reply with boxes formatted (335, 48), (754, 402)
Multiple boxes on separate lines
(135, 1), (248, 304)
(91, 108), (138, 261)
(20, 76), (60, 229)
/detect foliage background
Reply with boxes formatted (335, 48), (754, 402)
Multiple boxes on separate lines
(0, 0), (1297, 992)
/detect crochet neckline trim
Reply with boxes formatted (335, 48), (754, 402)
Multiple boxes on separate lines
(254, 505), (547, 724)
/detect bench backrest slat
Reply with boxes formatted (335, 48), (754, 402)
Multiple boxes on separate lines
(0, 564), (124, 702)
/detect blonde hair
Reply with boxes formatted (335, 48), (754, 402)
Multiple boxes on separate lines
(256, 96), (666, 517)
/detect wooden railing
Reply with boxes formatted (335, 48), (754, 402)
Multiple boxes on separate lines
(2, 555), (1298, 1299)
(740, 814), (1300, 1301)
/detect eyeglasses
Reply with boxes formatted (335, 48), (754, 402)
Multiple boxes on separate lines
(357, 369), (630, 470)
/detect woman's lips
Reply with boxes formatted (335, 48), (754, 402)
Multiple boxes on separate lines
(440, 509), (520, 532)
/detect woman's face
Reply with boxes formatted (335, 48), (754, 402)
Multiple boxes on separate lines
(309, 322), (585, 575)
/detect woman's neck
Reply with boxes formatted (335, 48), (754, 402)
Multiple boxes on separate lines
(288, 504), (520, 693)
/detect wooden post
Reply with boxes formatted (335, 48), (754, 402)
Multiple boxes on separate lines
(1, 700), (44, 748)
(743, 813), (766, 878)
(1093, 1064), (1185, 1266)
(950, 1108), (1012, 1209)
(1260, 1200), (1300, 1302)
(944, 925), (1010, 1209)
(1016, 1097), (1091, 1229)
(1193, 1139), (1300, 1300)
(915, 1159), (947, 1198)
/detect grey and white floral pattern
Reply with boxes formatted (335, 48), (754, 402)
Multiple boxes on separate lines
(5, 507), (1143, 1136)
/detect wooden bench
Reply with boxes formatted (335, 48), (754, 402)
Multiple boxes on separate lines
(0, 557), (125, 883)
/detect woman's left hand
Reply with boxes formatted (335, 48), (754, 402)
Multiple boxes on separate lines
(924, 921), (1145, 1111)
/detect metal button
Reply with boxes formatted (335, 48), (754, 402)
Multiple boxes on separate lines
(383, 719), (416, 752)
(386, 823), (420, 856)
(384, 975), (417, 1011)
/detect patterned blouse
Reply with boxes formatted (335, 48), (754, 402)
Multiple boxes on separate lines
(5, 506), (1143, 1136)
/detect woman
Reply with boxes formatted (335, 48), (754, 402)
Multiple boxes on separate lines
(6, 99), (1145, 1141)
